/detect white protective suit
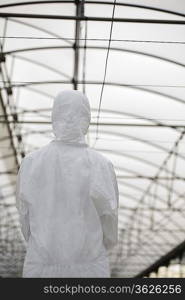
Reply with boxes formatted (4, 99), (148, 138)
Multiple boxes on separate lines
(16, 90), (119, 278)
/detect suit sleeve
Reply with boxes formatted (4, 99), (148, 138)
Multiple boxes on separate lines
(91, 158), (119, 250)
(16, 160), (31, 242)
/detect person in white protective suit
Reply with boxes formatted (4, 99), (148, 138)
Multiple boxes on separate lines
(16, 90), (119, 278)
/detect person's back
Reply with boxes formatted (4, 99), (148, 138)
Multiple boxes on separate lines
(16, 90), (119, 277)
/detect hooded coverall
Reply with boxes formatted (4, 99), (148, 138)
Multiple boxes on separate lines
(16, 90), (119, 277)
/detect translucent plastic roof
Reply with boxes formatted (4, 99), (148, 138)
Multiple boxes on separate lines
(0, 0), (185, 277)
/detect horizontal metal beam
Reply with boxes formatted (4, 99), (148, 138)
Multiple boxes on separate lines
(0, 1), (185, 19)
(1, 80), (185, 90)
(0, 119), (184, 128)
(0, 12), (185, 24)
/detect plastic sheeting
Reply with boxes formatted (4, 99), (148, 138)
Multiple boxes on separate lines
(0, 0), (185, 278)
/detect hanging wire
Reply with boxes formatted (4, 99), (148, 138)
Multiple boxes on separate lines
(93, 0), (117, 146)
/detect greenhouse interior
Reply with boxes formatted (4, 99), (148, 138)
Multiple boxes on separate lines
(0, 0), (185, 278)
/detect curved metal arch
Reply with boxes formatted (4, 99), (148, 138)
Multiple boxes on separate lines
(0, 135), (12, 142)
(6, 45), (185, 71)
(3, 5), (184, 226)
(0, 1), (75, 9)
(117, 172), (182, 200)
(9, 125), (182, 204)
(124, 208), (185, 236)
(6, 45), (185, 132)
(20, 72), (185, 111)
(126, 193), (185, 236)
(12, 54), (71, 79)
(20, 107), (52, 113)
(4, 44), (185, 110)
(5, 82), (184, 141)
(123, 172), (185, 254)
(15, 111), (47, 120)
(2, 77), (184, 237)
(15, 125), (181, 180)
(95, 150), (182, 199)
(119, 191), (139, 205)
(9, 101), (184, 161)
(108, 190), (159, 219)
(5, 113), (182, 203)
(16, 84), (182, 133)
(116, 165), (154, 178)
(90, 128), (185, 163)
(92, 46), (185, 69)
(0, 152), (17, 160)
(87, 1), (185, 18)
(86, 80), (185, 107)
(16, 109), (51, 120)
(21, 85), (59, 100)
(95, 157), (183, 205)
(0, 0), (185, 18)
(3, 79), (185, 109)
(118, 238), (179, 270)
(17, 85), (185, 136)
(2, 188), (136, 214)
(126, 129), (185, 220)
(118, 214), (164, 239)
(0, 145), (164, 186)
(8, 18), (73, 46)
(121, 192), (185, 264)
(6, 45), (185, 112)
(135, 208), (185, 240)
(0, 181), (16, 189)
(125, 211), (185, 255)
(2, 83), (184, 205)
(112, 241), (168, 263)
(6, 110), (182, 179)
(0, 5), (184, 274)
(92, 133), (183, 199)
(118, 181), (168, 209)
(12, 105), (184, 162)
(112, 179), (167, 207)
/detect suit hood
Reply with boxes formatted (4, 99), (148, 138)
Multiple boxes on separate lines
(52, 90), (91, 143)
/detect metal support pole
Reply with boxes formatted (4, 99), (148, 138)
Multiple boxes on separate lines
(0, 91), (19, 169)
(73, 0), (84, 90)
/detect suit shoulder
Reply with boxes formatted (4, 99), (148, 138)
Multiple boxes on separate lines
(21, 144), (50, 164)
(88, 147), (112, 167)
